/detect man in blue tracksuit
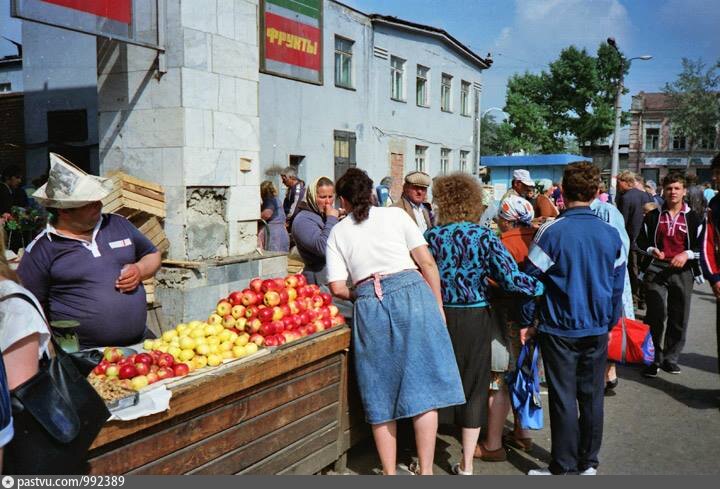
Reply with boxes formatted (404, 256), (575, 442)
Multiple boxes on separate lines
(525, 163), (625, 475)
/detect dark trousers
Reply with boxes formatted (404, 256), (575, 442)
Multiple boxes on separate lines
(628, 250), (643, 304)
(539, 332), (608, 474)
(644, 268), (693, 365)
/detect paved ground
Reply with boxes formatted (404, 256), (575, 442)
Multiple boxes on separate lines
(332, 282), (720, 475)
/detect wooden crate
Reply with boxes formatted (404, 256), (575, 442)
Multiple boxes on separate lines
(102, 172), (166, 219)
(130, 215), (169, 255)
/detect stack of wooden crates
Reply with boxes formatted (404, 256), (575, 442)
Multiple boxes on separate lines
(101, 172), (168, 310)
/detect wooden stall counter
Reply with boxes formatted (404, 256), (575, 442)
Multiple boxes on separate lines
(87, 327), (361, 475)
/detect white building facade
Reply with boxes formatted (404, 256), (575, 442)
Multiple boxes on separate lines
(260, 0), (491, 198)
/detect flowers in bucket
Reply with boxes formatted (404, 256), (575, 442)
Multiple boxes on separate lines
(3, 206), (45, 248)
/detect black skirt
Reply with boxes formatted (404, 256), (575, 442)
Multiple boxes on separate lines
(444, 306), (493, 429)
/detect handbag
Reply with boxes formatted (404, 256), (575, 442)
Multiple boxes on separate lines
(509, 342), (543, 430)
(1, 292), (111, 475)
(608, 317), (655, 365)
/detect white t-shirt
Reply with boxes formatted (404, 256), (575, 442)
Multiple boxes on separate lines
(326, 207), (427, 284)
(0, 279), (50, 358)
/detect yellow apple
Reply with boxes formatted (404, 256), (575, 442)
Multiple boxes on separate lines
(235, 333), (249, 346)
(221, 350), (233, 360)
(189, 328), (205, 339)
(219, 329), (232, 343)
(206, 335), (220, 346)
(207, 314), (223, 326)
(219, 341), (233, 352)
(196, 343), (210, 356)
(208, 344), (220, 354)
(193, 355), (208, 369)
(228, 331), (239, 343)
(232, 345), (247, 358)
(179, 349), (195, 362)
(157, 344), (169, 353)
(245, 342), (258, 355)
(143, 339), (154, 351)
(131, 375), (149, 390)
(179, 337), (196, 350)
(188, 320), (203, 329)
(162, 330), (178, 342)
(207, 353), (223, 367)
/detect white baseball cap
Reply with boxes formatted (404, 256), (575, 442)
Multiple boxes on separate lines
(512, 169), (535, 187)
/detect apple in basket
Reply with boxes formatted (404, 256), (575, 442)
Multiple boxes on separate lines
(227, 291), (244, 306)
(103, 347), (123, 363)
(231, 304), (246, 319)
(249, 278), (263, 293)
(257, 307), (274, 323)
(118, 364), (138, 380)
(241, 289), (259, 306)
(249, 334), (265, 346)
(285, 275), (299, 288)
(216, 300), (232, 316)
(173, 363), (190, 377)
(156, 367), (174, 380)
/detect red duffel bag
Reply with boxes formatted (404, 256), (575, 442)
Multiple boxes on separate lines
(608, 317), (655, 365)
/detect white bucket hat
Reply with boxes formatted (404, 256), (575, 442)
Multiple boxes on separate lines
(33, 153), (113, 209)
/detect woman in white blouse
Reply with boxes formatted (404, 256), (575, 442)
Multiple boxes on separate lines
(326, 168), (464, 475)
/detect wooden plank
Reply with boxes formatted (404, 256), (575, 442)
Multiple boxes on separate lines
(89, 336), (348, 449)
(90, 361), (341, 474)
(190, 405), (337, 474)
(130, 386), (339, 475)
(155, 239), (170, 254)
(119, 194), (166, 216)
(242, 425), (338, 475)
(120, 180), (164, 203)
(279, 441), (339, 475)
(160, 259), (205, 269)
(108, 171), (164, 193)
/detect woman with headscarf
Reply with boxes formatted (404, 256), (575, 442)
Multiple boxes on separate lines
(533, 178), (559, 219)
(488, 195), (538, 455)
(260, 180), (290, 253)
(291, 176), (339, 285)
(425, 175), (544, 475)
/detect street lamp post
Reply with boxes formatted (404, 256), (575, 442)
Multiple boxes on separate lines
(477, 106), (506, 177)
(607, 38), (652, 203)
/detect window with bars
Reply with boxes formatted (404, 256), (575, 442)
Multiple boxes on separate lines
(334, 36), (353, 88)
(459, 150), (469, 172)
(391, 56), (406, 101)
(441, 73), (452, 112)
(440, 148), (451, 174)
(460, 81), (471, 116)
(416, 65), (429, 107)
(415, 145), (427, 172)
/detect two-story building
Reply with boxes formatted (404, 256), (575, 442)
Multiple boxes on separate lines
(628, 91), (719, 184)
(259, 0), (491, 199)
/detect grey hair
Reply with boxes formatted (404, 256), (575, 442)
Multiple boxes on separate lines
(280, 166), (298, 178)
(380, 176), (393, 187)
(645, 180), (657, 191)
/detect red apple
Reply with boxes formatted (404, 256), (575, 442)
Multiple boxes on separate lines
(288, 301), (300, 314)
(249, 333), (265, 346)
(134, 362), (150, 376)
(281, 304), (291, 317)
(285, 275), (299, 288)
(241, 289), (259, 306)
(257, 307), (274, 323)
(156, 367), (174, 380)
(173, 363), (190, 377)
(103, 347), (123, 363)
(245, 305), (258, 320)
(299, 311), (312, 325)
(135, 353), (153, 366)
(249, 278), (264, 293)
(328, 305), (339, 317)
(157, 353), (175, 368)
(231, 304), (246, 319)
(312, 296), (324, 309)
(227, 290), (244, 306)
(222, 315), (237, 329)
(118, 364), (138, 380)
(320, 292), (332, 306)
(295, 274), (307, 287)
(336, 314), (346, 324)
(322, 317), (332, 329)
(93, 362), (108, 376)
(216, 300), (232, 316)
(264, 290), (281, 307)
(117, 357), (134, 368)
(150, 364), (159, 373)
(297, 285), (312, 298)
(271, 306), (284, 321)
(146, 372), (159, 384)
(248, 318), (262, 333)
(282, 331), (295, 343)
(264, 335), (277, 347)
(331, 316), (345, 327)
(319, 306), (331, 320)
(261, 279), (279, 293)
(150, 350), (162, 365)
(276, 334), (286, 345)
(298, 326), (309, 337)
(282, 316), (295, 331)
(279, 289), (289, 305)
(268, 320), (283, 334)
(314, 319), (326, 332)
(306, 322), (318, 334)
(259, 322), (274, 336)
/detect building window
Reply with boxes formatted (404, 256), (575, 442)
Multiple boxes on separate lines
(0, 83), (10, 93)
(334, 130), (357, 181)
(441, 73), (453, 112)
(416, 65), (429, 107)
(459, 150), (470, 172)
(391, 56), (406, 101)
(334, 36), (353, 89)
(644, 126), (660, 151)
(460, 81), (471, 116)
(671, 130), (686, 151)
(415, 145), (427, 172)
(440, 148), (451, 174)
(697, 130), (718, 150)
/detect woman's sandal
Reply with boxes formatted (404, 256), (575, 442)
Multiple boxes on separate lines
(407, 461), (421, 475)
(451, 462), (473, 475)
(502, 433), (533, 452)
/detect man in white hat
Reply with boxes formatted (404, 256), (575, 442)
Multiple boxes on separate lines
(502, 169), (535, 201)
(17, 154), (162, 349)
(393, 170), (434, 233)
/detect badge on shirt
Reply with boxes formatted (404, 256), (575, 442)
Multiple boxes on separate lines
(109, 238), (133, 249)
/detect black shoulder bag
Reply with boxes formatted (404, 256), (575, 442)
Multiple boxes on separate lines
(1, 292), (111, 475)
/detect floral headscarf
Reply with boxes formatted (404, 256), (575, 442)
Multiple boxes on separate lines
(498, 195), (534, 226)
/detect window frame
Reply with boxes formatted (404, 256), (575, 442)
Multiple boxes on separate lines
(414, 145), (427, 173)
(459, 150), (469, 173)
(460, 81), (471, 116)
(644, 126), (660, 152)
(334, 36), (354, 89)
(391, 56), (406, 102)
(441, 73), (453, 112)
(416, 65), (430, 107)
(440, 148), (451, 175)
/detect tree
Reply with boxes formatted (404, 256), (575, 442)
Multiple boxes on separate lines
(503, 42), (625, 153)
(480, 114), (523, 155)
(663, 58), (720, 162)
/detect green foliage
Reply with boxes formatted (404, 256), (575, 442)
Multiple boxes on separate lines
(481, 114), (524, 155)
(663, 58), (720, 154)
(503, 42), (626, 153)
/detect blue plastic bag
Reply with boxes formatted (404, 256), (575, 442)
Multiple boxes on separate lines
(510, 342), (543, 430)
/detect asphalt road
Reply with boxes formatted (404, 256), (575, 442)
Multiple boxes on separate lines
(333, 282), (720, 475)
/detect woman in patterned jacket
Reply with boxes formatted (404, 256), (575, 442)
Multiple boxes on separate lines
(425, 173), (544, 475)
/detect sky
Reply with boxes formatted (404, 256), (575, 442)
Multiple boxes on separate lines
(2, 0), (719, 114)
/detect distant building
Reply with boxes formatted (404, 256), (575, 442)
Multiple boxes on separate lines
(628, 91), (719, 184)
(0, 54), (24, 170)
(260, 0), (492, 200)
(581, 125), (630, 185)
(0, 54), (22, 94)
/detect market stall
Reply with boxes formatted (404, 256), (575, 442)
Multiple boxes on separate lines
(85, 326), (366, 474)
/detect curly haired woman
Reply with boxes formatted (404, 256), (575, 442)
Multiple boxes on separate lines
(425, 173), (544, 475)
(326, 168), (464, 475)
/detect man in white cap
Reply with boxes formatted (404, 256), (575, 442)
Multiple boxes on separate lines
(502, 169), (535, 201)
(18, 154), (162, 349)
(393, 170), (433, 232)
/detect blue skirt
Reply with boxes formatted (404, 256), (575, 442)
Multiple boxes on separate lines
(352, 270), (466, 424)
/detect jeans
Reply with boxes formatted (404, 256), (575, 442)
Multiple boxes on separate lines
(539, 332), (608, 474)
